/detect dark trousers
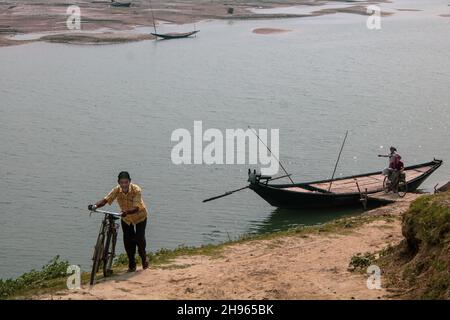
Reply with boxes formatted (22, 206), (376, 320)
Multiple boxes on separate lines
(121, 218), (147, 268)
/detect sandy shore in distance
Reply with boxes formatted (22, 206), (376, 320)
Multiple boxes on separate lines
(253, 28), (291, 35)
(34, 193), (421, 300)
(0, 0), (391, 47)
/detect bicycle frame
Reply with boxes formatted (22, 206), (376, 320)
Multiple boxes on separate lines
(89, 208), (121, 285)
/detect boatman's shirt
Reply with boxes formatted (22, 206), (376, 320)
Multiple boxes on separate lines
(104, 183), (148, 225)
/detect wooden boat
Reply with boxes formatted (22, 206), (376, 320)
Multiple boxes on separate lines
(148, 0), (199, 40)
(151, 30), (199, 40)
(248, 159), (443, 209)
(111, 1), (131, 7)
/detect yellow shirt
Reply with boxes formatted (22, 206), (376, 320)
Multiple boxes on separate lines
(104, 183), (148, 225)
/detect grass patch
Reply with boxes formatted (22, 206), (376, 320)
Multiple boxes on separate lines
(403, 193), (450, 248)
(113, 243), (225, 268)
(348, 252), (377, 272)
(0, 256), (70, 299)
(158, 264), (192, 270)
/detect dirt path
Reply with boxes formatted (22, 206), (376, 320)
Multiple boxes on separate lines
(37, 194), (419, 300)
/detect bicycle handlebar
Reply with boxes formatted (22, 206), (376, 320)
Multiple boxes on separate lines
(89, 209), (122, 218)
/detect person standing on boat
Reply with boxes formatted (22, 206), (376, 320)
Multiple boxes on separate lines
(379, 147), (404, 188)
(88, 171), (149, 272)
(378, 146), (399, 167)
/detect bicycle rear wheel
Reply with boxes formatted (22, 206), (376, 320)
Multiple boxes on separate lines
(90, 232), (105, 285)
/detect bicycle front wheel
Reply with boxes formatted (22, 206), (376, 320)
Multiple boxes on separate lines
(90, 232), (105, 285)
(398, 180), (408, 198)
(103, 227), (117, 277)
(383, 176), (389, 193)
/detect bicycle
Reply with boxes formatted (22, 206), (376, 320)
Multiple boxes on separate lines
(383, 169), (407, 198)
(88, 208), (121, 285)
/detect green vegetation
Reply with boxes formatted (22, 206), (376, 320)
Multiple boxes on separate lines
(0, 256), (70, 299)
(348, 252), (376, 272)
(378, 191), (450, 299)
(113, 244), (225, 268)
(403, 193), (450, 248)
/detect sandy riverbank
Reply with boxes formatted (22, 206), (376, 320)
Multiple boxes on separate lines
(30, 193), (422, 300)
(0, 0), (390, 47)
(253, 27), (291, 34)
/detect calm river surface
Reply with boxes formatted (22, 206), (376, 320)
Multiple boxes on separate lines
(0, 0), (449, 278)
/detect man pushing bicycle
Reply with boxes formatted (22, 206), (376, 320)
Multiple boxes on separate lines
(88, 171), (149, 272)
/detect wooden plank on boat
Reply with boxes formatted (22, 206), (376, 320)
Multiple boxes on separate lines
(311, 178), (383, 194)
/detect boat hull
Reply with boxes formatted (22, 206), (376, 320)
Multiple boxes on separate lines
(151, 30), (199, 40)
(111, 2), (131, 7)
(250, 160), (443, 209)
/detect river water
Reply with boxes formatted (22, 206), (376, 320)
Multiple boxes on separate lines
(0, 0), (449, 278)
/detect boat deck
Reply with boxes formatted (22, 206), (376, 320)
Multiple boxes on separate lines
(283, 165), (433, 194)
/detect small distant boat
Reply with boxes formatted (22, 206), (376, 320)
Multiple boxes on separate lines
(111, 1), (131, 7)
(151, 30), (199, 40)
(148, 0), (199, 40)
